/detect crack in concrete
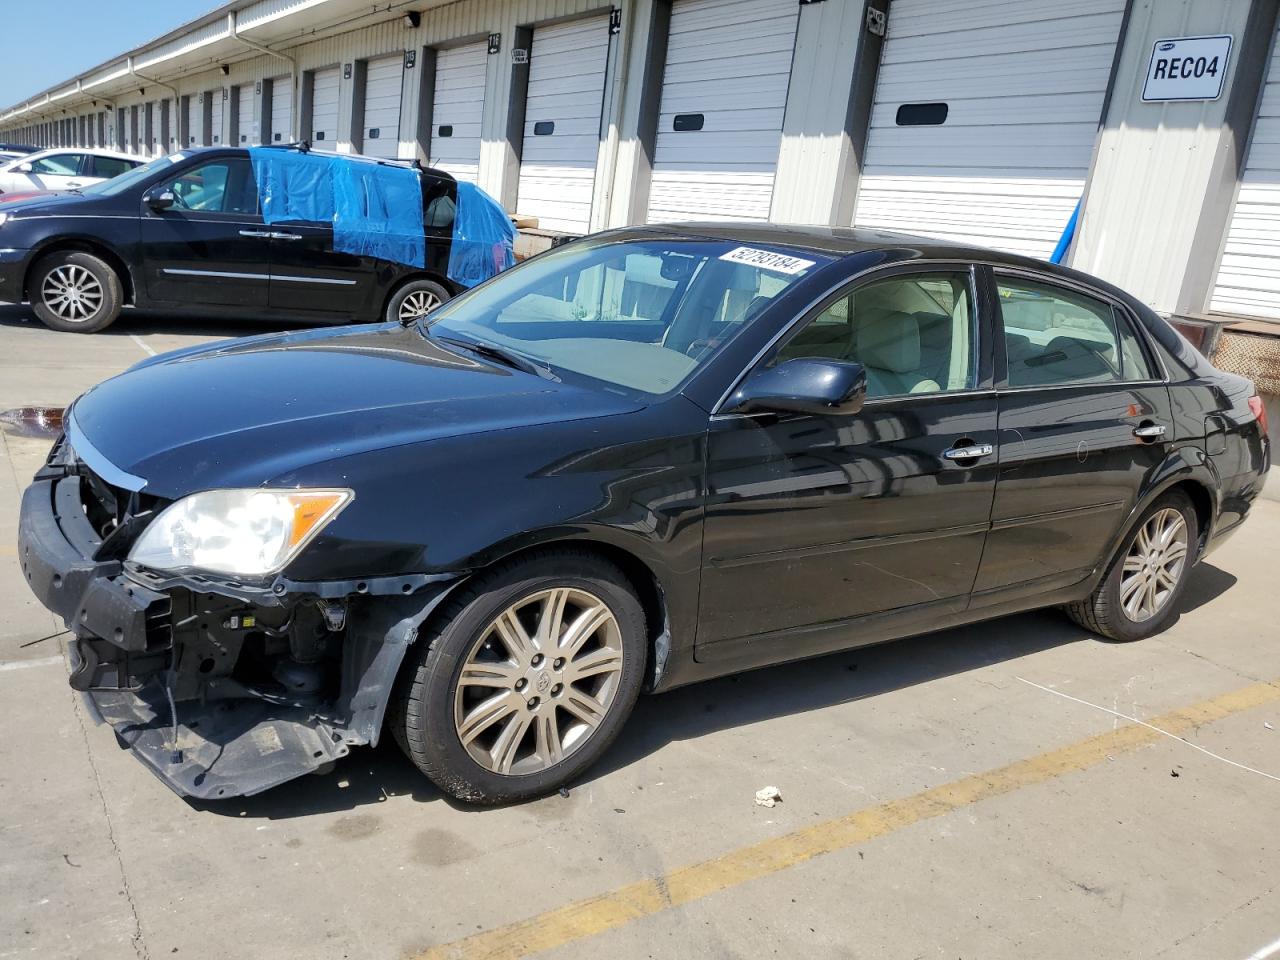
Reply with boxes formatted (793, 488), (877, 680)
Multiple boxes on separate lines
(1149, 882), (1278, 958)
(71, 688), (150, 960)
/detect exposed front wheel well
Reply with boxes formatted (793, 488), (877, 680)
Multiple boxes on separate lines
(25, 240), (134, 304)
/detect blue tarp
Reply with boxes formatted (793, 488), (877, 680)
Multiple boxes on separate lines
(248, 148), (515, 286)
(249, 147), (425, 269)
(447, 180), (516, 288)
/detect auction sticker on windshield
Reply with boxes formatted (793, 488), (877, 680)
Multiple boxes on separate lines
(719, 247), (816, 275)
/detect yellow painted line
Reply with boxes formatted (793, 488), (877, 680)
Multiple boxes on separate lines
(0, 545), (15, 557)
(414, 678), (1280, 960)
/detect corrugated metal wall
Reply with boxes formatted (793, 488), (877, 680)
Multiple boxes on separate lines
(1073, 0), (1256, 313)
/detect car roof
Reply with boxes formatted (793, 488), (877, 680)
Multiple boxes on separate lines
(19, 146), (139, 162)
(614, 220), (1055, 267)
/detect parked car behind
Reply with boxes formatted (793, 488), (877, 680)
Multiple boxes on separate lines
(0, 146), (507, 333)
(16, 225), (1271, 804)
(0, 147), (141, 196)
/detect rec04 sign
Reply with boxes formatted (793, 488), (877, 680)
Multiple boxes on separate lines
(1143, 35), (1232, 102)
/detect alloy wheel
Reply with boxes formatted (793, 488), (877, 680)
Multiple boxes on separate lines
(398, 289), (441, 321)
(41, 264), (103, 323)
(453, 587), (624, 776)
(1119, 507), (1189, 623)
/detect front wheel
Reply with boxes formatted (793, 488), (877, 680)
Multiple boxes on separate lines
(385, 278), (451, 324)
(390, 549), (647, 804)
(1064, 490), (1199, 642)
(30, 251), (123, 333)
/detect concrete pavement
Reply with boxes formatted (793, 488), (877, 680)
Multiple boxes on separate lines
(1, 305), (1278, 960)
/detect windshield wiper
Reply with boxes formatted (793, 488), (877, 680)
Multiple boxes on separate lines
(436, 335), (559, 381)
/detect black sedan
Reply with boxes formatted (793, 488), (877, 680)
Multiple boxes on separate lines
(16, 225), (1270, 803)
(0, 147), (464, 333)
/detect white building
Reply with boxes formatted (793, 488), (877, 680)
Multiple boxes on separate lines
(1, 0), (1278, 403)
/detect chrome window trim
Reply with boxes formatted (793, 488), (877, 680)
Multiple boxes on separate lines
(66, 409), (147, 492)
(710, 259), (985, 416)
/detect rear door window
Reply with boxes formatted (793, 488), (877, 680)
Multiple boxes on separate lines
(996, 276), (1155, 386)
(90, 155), (137, 179)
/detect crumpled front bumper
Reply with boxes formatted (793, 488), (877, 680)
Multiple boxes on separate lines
(18, 471), (457, 800)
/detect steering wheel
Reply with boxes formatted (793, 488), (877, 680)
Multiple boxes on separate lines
(169, 186), (191, 210)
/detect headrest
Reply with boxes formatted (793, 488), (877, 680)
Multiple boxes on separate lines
(857, 311), (920, 374)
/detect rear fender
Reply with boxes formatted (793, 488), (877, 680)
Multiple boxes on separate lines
(1089, 443), (1220, 588)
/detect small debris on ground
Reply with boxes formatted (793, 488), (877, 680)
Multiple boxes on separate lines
(1265, 721), (1274, 730)
(558, 786), (570, 799)
(754, 786), (783, 808)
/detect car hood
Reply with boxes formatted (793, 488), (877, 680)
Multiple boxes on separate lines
(70, 323), (645, 497)
(0, 189), (102, 214)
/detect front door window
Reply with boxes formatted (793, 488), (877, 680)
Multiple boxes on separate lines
(773, 271), (976, 397)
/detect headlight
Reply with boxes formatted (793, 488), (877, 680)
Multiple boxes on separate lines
(129, 488), (353, 578)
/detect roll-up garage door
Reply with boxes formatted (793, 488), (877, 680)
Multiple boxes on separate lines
(310, 67), (340, 151)
(1211, 26), (1280, 319)
(646, 0), (798, 223)
(363, 54), (404, 158)
(188, 95), (203, 146)
(515, 15), (611, 234)
(854, 0), (1125, 258)
(210, 90), (225, 146)
(270, 76), (292, 143)
(237, 83), (255, 145)
(431, 41), (487, 183)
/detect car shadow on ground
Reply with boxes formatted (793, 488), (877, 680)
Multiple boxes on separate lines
(194, 561), (1237, 821)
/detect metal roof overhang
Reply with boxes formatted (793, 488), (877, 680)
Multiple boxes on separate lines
(1, 0), (430, 124)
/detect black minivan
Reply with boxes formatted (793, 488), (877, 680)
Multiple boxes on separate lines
(0, 147), (464, 333)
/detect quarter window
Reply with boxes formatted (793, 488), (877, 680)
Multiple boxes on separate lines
(997, 277), (1154, 386)
(774, 271), (976, 398)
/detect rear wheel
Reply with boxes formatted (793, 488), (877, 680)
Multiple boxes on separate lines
(390, 549), (647, 804)
(31, 251), (122, 333)
(1064, 490), (1198, 642)
(385, 278), (451, 323)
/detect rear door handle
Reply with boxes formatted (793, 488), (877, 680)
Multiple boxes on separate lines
(269, 232), (302, 241)
(943, 443), (994, 461)
(239, 229), (273, 238)
(1133, 423), (1167, 440)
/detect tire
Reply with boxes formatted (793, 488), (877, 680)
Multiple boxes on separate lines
(30, 250), (123, 333)
(1064, 490), (1199, 642)
(390, 549), (647, 804)
(385, 278), (451, 324)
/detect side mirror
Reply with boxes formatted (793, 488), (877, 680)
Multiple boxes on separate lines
(146, 190), (176, 211)
(16, 162), (33, 173)
(725, 358), (867, 417)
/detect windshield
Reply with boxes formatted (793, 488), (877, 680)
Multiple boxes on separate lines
(424, 237), (825, 396)
(82, 153), (186, 196)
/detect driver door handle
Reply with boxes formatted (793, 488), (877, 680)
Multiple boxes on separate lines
(943, 443), (994, 461)
(268, 232), (303, 241)
(1133, 423), (1167, 440)
(239, 229), (273, 238)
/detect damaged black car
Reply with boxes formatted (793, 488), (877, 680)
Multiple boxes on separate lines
(17, 225), (1271, 804)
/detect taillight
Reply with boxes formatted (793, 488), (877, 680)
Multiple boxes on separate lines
(1248, 395), (1268, 436)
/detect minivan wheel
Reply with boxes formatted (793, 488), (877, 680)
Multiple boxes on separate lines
(1064, 490), (1198, 642)
(390, 549), (647, 804)
(31, 251), (123, 333)
(386, 278), (451, 323)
